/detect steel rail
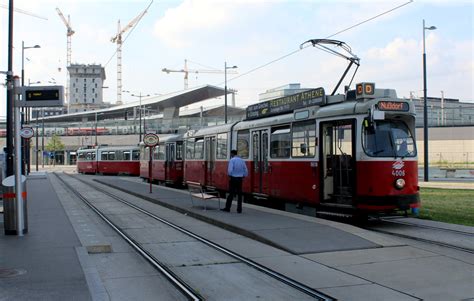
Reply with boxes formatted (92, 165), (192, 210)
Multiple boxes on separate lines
(379, 218), (474, 237)
(53, 173), (203, 301)
(366, 221), (474, 254)
(67, 173), (335, 301)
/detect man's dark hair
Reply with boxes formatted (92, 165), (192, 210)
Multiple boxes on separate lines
(230, 150), (237, 156)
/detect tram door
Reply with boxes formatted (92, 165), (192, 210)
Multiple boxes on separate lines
(320, 120), (355, 205)
(165, 143), (175, 182)
(251, 129), (270, 195)
(205, 136), (216, 187)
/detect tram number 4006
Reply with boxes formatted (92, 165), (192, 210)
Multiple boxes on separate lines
(392, 170), (406, 177)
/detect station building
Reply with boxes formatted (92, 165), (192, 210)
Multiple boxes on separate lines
(0, 83), (472, 168)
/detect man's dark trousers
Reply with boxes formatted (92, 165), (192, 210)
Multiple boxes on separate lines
(225, 176), (243, 212)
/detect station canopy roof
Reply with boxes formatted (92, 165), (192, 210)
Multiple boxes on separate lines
(42, 85), (227, 122)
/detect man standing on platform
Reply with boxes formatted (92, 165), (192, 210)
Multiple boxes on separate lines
(222, 149), (248, 213)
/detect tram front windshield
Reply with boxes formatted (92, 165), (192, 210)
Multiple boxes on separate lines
(363, 120), (416, 158)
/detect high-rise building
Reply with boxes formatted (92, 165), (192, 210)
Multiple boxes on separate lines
(67, 64), (106, 113)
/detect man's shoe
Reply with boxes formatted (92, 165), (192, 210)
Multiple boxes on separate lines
(237, 210), (242, 214)
(220, 208), (230, 212)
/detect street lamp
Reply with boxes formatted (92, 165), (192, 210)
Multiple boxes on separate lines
(124, 91), (150, 142)
(28, 80), (41, 86)
(224, 61), (237, 124)
(21, 41), (40, 175)
(422, 19), (436, 182)
(21, 41), (40, 87)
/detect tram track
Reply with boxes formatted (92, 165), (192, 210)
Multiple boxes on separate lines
(365, 218), (474, 254)
(379, 217), (474, 236)
(54, 172), (334, 301)
(53, 173), (203, 301)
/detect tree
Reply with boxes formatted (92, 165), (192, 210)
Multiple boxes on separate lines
(45, 134), (65, 166)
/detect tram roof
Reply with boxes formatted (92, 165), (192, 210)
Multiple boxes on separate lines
(40, 85), (226, 123)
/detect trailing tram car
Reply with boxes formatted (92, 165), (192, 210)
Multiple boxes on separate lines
(184, 83), (419, 216)
(77, 146), (140, 175)
(139, 135), (184, 186)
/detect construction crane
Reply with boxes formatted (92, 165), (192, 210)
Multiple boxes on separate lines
(162, 59), (238, 90)
(111, 1), (153, 105)
(56, 7), (75, 112)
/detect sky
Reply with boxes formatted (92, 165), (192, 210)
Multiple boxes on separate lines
(1, 0), (473, 117)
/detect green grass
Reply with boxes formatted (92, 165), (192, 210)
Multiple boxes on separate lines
(418, 188), (474, 227)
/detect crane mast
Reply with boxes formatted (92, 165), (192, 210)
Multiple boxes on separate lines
(56, 7), (75, 112)
(111, 1), (152, 105)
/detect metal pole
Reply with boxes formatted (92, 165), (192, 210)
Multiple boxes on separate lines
(149, 146), (153, 193)
(224, 61), (227, 124)
(423, 19), (430, 182)
(36, 110), (38, 171)
(21, 41), (25, 87)
(95, 111), (98, 146)
(42, 109), (45, 168)
(14, 76), (25, 236)
(21, 42), (27, 175)
(6, 0), (14, 177)
(139, 93), (142, 142)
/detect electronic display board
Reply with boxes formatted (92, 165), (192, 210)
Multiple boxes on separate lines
(246, 87), (325, 120)
(19, 86), (64, 107)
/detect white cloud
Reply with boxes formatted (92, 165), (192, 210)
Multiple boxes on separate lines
(153, 0), (267, 48)
(361, 34), (473, 100)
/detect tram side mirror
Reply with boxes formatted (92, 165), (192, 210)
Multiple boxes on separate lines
(300, 143), (307, 154)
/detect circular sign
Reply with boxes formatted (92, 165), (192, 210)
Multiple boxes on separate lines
(20, 126), (34, 139)
(143, 133), (159, 147)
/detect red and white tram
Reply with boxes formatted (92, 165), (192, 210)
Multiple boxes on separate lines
(77, 146), (140, 175)
(139, 134), (184, 186)
(184, 83), (419, 215)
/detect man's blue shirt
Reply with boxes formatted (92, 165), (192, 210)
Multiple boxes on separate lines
(228, 156), (248, 177)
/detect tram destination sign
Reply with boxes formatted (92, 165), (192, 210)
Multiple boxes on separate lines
(377, 101), (409, 112)
(246, 87), (325, 120)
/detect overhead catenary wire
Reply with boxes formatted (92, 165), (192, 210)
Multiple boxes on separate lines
(222, 0), (413, 86)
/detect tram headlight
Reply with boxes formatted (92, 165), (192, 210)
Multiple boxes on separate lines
(395, 178), (406, 190)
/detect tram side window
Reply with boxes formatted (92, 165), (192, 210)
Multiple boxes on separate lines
(237, 130), (249, 159)
(157, 145), (165, 160)
(176, 142), (183, 160)
(216, 133), (228, 159)
(101, 152), (108, 160)
(78, 153), (85, 161)
(292, 120), (316, 158)
(108, 151), (116, 161)
(123, 151), (131, 161)
(132, 150), (140, 161)
(194, 138), (204, 159)
(91, 153), (96, 161)
(270, 126), (291, 158)
(186, 139), (195, 159)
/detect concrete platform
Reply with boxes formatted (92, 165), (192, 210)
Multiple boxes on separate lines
(0, 175), (92, 300)
(2, 173), (473, 300)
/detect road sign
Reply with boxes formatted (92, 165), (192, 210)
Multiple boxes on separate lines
(19, 127), (34, 139)
(143, 133), (159, 147)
